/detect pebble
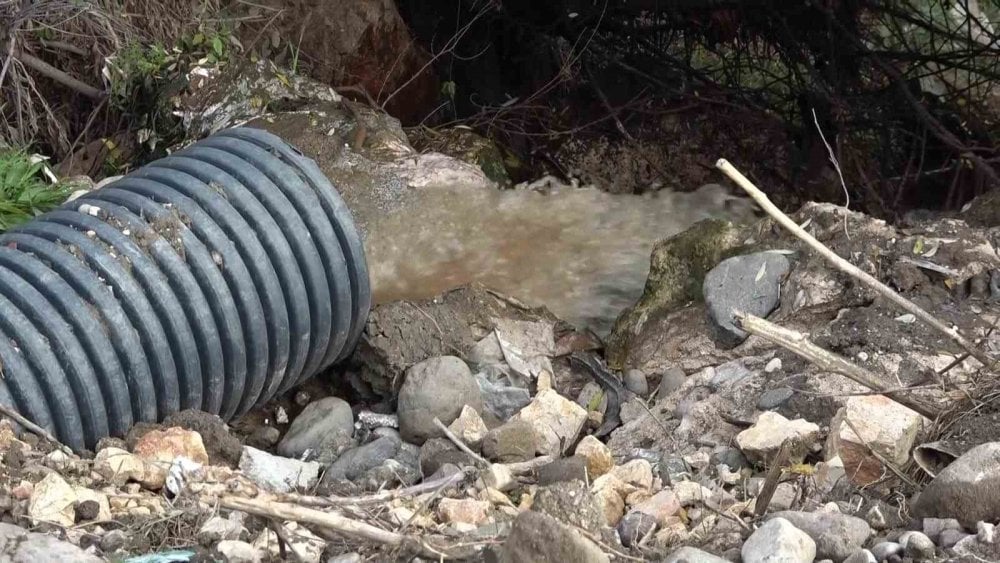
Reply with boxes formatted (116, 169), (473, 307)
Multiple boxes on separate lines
(419, 438), (474, 476)
(938, 529), (969, 548)
(902, 531), (935, 561)
(768, 510), (872, 562)
(922, 517), (962, 542)
(537, 456), (589, 485)
(482, 420), (543, 463)
(866, 504), (887, 530)
(323, 434), (401, 483)
(398, 356), (483, 444)
(871, 541), (903, 561)
(844, 550), (877, 563)
(657, 366), (687, 398)
(510, 388), (588, 456)
(447, 405), (489, 449)
(757, 387), (794, 410)
(659, 456), (692, 484)
(624, 369), (648, 396)
(978, 521), (995, 543)
(532, 480), (606, 532)
(742, 517), (816, 563)
(709, 360), (753, 389)
(276, 396), (354, 458)
(736, 412), (820, 464)
(574, 435), (614, 478)
(238, 446), (322, 493)
(765, 357), (783, 372)
(100, 529), (129, 553)
(437, 498), (491, 526)
(216, 540), (258, 563)
(618, 511), (657, 547)
(500, 510), (609, 563)
(197, 515), (244, 544)
(703, 251), (790, 348)
(661, 546), (730, 562)
(475, 373), (532, 421)
(246, 426), (281, 449)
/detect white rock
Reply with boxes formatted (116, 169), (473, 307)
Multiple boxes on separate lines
(198, 515), (246, 544)
(673, 481), (713, 506)
(94, 447), (147, 484)
(447, 405), (489, 449)
(217, 540), (259, 563)
(826, 395), (927, 485)
(765, 358), (783, 373)
(28, 473), (77, 527)
(574, 435), (614, 478)
(736, 412), (820, 464)
(238, 446), (322, 493)
(742, 518), (817, 563)
(510, 388), (587, 455)
(608, 459), (654, 490)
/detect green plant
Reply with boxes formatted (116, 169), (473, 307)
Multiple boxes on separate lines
(0, 151), (71, 231)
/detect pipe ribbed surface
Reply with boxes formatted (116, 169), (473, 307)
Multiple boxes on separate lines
(0, 127), (371, 451)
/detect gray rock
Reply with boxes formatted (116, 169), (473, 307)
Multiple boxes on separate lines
(657, 366), (686, 398)
(0, 522), (102, 562)
(902, 531), (935, 561)
(322, 435), (401, 483)
(659, 456), (692, 485)
(703, 251), (790, 348)
(276, 396), (354, 458)
(311, 429), (358, 465)
(482, 420), (542, 463)
(537, 456), (588, 485)
(953, 532), (1000, 560)
(476, 373), (531, 421)
(398, 356), (483, 444)
(922, 517), (962, 542)
(768, 510), (872, 561)
(937, 529), (969, 548)
(360, 458), (421, 489)
(913, 442), (1000, 527)
(844, 550), (877, 563)
(326, 553), (362, 563)
(216, 540), (257, 563)
(661, 546), (730, 563)
(197, 516), (244, 545)
(710, 447), (748, 472)
(618, 511), (657, 547)
(239, 446), (322, 493)
(624, 369), (649, 396)
(709, 360), (753, 389)
(499, 511), (609, 563)
(99, 529), (129, 553)
(419, 437), (474, 476)
(247, 426), (281, 449)
(532, 480), (606, 532)
(758, 387), (794, 410)
(870, 541), (903, 561)
(742, 517), (816, 563)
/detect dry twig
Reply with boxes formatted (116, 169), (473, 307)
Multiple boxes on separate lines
(717, 158), (996, 371)
(432, 416), (489, 467)
(0, 402), (73, 455)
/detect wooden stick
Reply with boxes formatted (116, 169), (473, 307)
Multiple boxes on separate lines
(716, 158), (996, 370)
(15, 51), (104, 99)
(275, 468), (470, 508)
(0, 403), (73, 455)
(219, 496), (453, 558)
(736, 312), (941, 419)
(754, 440), (791, 518)
(433, 417), (489, 467)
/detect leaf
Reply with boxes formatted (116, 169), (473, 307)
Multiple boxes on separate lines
(912, 237), (924, 254)
(755, 262), (767, 283)
(192, 32), (205, 46)
(212, 36), (224, 58)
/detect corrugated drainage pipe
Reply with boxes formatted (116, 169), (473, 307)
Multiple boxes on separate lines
(0, 127), (370, 451)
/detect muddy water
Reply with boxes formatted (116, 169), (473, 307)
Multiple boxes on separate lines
(361, 183), (757, 336)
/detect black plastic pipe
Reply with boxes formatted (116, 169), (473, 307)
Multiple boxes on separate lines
(0, 127), (370, 451)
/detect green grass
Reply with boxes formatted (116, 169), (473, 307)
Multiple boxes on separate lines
(0, 151), (72, 231)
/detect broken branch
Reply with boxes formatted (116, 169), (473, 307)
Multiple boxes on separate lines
(717, 158), (996, 371)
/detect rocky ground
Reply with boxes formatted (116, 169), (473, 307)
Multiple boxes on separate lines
(5, 60), (1000, 563)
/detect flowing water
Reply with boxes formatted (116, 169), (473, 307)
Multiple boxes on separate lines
(361, 182), (758, 336)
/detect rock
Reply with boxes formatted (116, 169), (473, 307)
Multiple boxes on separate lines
(765, 357), (783, 372)
(480, 463), (515, 492)
(325, 554), (361, 563)
(537, 456), (589, 485)
(510, 388), (587, 456)
(74, 499), (99, 522)
(913, 442), (1000, 526)
(482, 420), (543, 463)
(447, 405), (489, 449)
(73, 487), (111, 522)
(844, 551), (876, 563)
(28, 473), (77, 527)
(710, 447), (748, 472)
(574, 435), (614, 478)
(624, 369), (649, 396)
(311, 431), (359, 465)
(827, 395), (927, 486)
(0, 522), (102, 562)
(938, 529), (969, 548)
(660, 456), (694, 485)
(247, 426), (281, 449)
(419, 438), (474, 476)
(398, 356), (483, 444)
(923, 517), (962, 542)
(609, 459), (654, 489)
(708, 359), (753, 389)
(978, 521), (995, 543)
(662, 546), (730, 563)
(736, 411), (820, 465)
(902, 531), (935, 561)
(758, 387), (794, 410)
(871, 541), (903, 561)
(499, 510), (609, 563)
(238, 446), (322, 493)
(99, 529), (129, 553)
(132, 427), (209, 467)
(437, 498), (491, 526)
(633, 490), (681, 524)
(657, 366), (687, 398)
(532, 480), (606, 532)
(323, 435), (401, 483)
(591, 475), (627, 526)
(160, 410), (242, 466)
(768, 510), (872, 561)
(94, 447), (147, 484)
(276, 397), (354, 458)
(198, 515), (245, 545)
(703, 251), (791, 348)
(741, 518), (817, 563)
(216, 540), (259, 563)
(618, 511), (657, 547)
(468, 333), (505, 366)
(476, 374), (532, 421)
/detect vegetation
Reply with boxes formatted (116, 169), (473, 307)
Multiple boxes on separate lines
(0, 151), (71, 231)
